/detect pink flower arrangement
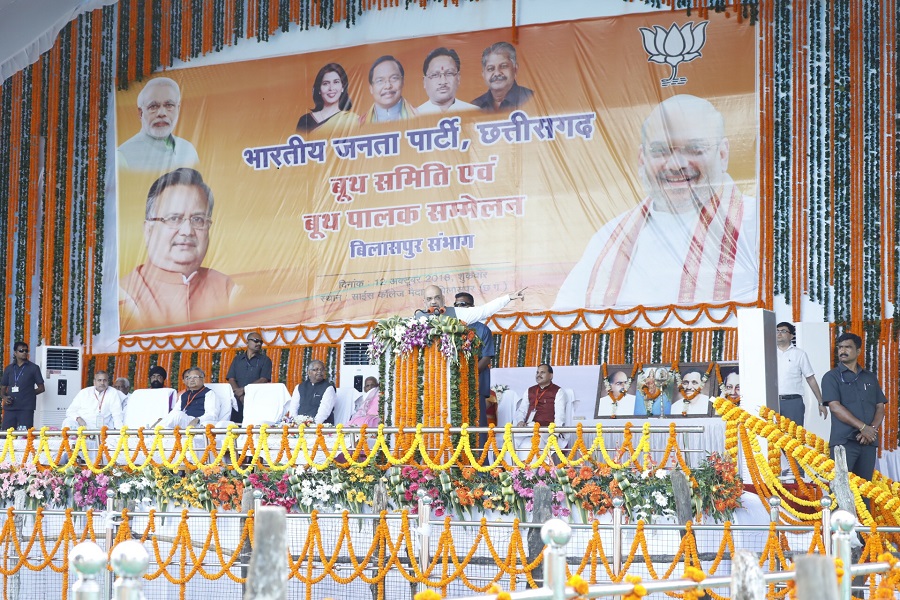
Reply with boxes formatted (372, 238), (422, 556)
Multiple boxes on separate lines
(66, 468), (111, 510)
(245, 471), (297, 512)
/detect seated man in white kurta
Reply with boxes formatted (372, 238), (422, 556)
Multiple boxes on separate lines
(595, 369), (636, 418)
(62, 371), (126, 429)
(670, 370), (712, 416)
(159, 367), (219, 428)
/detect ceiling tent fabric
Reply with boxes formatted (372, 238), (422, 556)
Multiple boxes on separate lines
(0, 0), (116, 84)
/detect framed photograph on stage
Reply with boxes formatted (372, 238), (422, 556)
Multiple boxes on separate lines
(633, 364), (676, 417)
(718, 362), (741, 406)
(671, 363), (715, 417)
(596, 365), (637, 419)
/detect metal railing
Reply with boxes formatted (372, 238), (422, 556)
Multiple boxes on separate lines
(446, 509), (895, 600)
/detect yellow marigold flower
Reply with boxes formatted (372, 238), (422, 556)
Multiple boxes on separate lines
(567, 573), (589, 594)
(413, 590), (441, 600)
(683, 566), (705, 582)
(497, 593), (511, 600)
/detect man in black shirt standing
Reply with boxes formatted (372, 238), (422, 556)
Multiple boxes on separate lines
(821, 332), (887, 483)
(226, 333), (272, 423)
(0, 342), (45, 430)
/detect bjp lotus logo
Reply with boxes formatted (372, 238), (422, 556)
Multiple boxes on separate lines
(640, 21), (709, 87)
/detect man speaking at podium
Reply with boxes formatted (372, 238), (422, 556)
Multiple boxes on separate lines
(416, 285), (525, 322)
(414, 284), (524, 435)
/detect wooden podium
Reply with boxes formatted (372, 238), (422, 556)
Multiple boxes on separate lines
(373, 316), (481, 459)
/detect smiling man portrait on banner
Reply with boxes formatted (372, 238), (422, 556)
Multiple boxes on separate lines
(555, 94), (759, 310)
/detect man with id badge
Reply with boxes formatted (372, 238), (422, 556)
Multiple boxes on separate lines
(0, 342), (45, 431)
(62, 371), (125, 430)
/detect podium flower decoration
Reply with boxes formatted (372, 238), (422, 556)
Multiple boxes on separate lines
(640, 21), (708, 87)
(369, 314), (482, 365)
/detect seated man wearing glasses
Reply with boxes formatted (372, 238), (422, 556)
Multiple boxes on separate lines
(159, 367), (218, 428)
(116, 77), (199, 172)
(417, 47), (478, 115)
(119, 168), (235, 331)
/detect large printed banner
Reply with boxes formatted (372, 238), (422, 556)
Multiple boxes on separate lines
(115, 13), (758, 335)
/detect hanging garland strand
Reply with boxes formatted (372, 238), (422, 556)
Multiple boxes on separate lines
(807, 0), (826, 305)
(92, 5), (116, 336)
(862, 1), (881, 329)
(895, 0), (900, 340)
(51, 25), (73, 345)
(13, 64), (34, 343)
(831, 0), (851, 325)
(0, 76), (13, 363)
(771, 0), (791, 302)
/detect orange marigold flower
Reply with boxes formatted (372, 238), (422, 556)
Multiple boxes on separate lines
(579, 466), (594, 480)
(461, 467), (475, 480)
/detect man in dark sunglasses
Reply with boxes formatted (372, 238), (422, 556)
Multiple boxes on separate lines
(226, 333), (272, 423)
(0, 342), (45, 430)
(821, 332), (886, 484)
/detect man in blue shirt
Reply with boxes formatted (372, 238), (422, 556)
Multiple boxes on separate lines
(454, 292), (496, 444)
(226, 333), (273, 422)
(0, 342), (45, 430)
(821, 332), (886, 483)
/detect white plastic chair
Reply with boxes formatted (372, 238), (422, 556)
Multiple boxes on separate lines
(559, 388), (578, 449)
(333, 387), (361, 426)
(124, 388), (176, 427)
(116, 388), (175, 465)
(205, 382), (236, 424)
(242, 383), (291, 427)
(495, 390), (518, 455)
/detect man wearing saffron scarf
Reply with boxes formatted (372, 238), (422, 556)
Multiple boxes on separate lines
(554, 94), (758, 309)
(359, 55), (418, 125)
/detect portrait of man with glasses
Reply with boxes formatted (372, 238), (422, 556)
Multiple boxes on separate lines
(120, 168), (235, 331)
(359, 55), (418, 125)
(417, 47), (478, 115)
(0, 342), (45, 430)
(555, 94), (759, 310)
(116, 76), (199, 172)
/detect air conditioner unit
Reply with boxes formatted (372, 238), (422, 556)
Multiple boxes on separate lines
(34, 345), (83, 428)
(339, 340), (378, 392)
